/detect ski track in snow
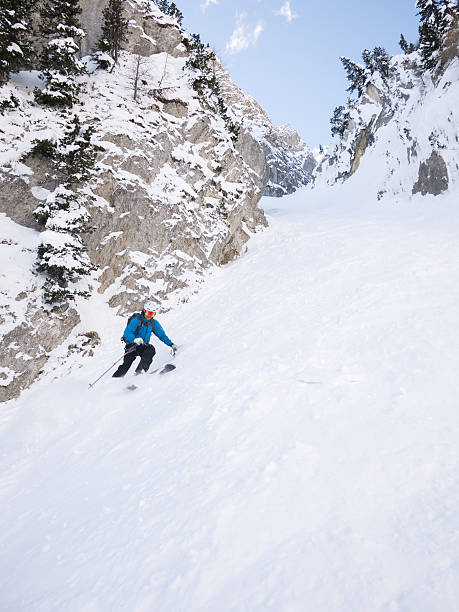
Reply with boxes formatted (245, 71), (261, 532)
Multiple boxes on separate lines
(1, 188), (459, 611)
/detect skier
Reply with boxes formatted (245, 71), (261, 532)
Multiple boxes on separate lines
(113, 301), (177, 378)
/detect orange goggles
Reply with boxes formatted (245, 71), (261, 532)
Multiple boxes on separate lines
(144, 309), (156, 317)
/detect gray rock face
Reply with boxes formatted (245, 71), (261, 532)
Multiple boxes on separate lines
(349, 125), (374, 177)
(215, 65), (315, 197)
(80, 0), (107, 56)
(0, 303), (80, 403)
(80, 0), (186, 58)
(237, 131), (270, 191)
(122, 3), (186, 58)
(412, 151), (449, 196)
(260, 126), (316, 197)
(263, 139), (316, 197)
(0, 157), (54, 229)
(1, 69), (267, 319)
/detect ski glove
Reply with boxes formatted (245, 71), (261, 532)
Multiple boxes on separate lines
(134, 338), (144, 345)
(171, 344), (178, 356)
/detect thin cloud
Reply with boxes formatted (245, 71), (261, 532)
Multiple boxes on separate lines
(226, 15), (264, 54)
(274, 1), (298, 23)
(201, 0), (218, 13)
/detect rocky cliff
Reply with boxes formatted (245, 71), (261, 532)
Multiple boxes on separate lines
(313, 42), (459, 200)
(215, 64), (316, 197)
(80, 0), (316, 197)
(0, 0), (270, 402)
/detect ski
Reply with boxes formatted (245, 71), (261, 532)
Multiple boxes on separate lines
(150, 362), (176, 375)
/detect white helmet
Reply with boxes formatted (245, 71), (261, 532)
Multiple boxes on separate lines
(143, 300), (156, 313)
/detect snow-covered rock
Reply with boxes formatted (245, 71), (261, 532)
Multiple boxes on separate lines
(0, 214), (81, 403)
(81, 0), (316, 199)
(0, 2), (268, 401)
(216, 64), (316, 196)
(80, 0), (186, 58)
(314, 49), (459, 201)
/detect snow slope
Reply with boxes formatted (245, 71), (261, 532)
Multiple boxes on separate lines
(1, 182), (459, 611)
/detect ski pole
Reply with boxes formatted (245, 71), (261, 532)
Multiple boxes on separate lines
(88, 347), (136, 389)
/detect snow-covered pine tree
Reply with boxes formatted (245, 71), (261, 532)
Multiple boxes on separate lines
(399, 33), (417, 54)
(34, 185), (90, 232)
(31, 114), (97, 183)
(0, 0), (34, 83)
(340, 46), (395, 103)
(32, 115), (97, 303)
(340, 57), (369, 96)
(34, 186), (92, 303)
(39, 0), (82, 38)
(361, 47), (393, 81)
(330, 105), (351, 139)
(154, 0), (183, 26)
(34, 0), (85, 107)
(369, 47), (393, 80)
(184, 32), (240, 142)
(57, 115), (97, 183)
(94, 0), (128, 70)
(416, 0), (458, 70)
(184, 33), (216, 95)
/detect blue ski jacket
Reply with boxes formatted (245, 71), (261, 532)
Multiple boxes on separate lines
(122, 313), (173, 347)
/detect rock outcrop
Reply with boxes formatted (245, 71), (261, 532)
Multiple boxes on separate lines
(261, 124), (317, 197)
(0, 303), (80, 403)
(412, 151), (449, 196)
(215, 64), (316, 197)
(81, 0), (187, 58)
(313, 50), (459, 202)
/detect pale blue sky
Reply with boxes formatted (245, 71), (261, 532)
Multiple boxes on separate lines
(175, 0), (420, 147)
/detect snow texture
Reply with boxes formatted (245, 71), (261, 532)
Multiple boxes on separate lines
(1, 13), (459, 608)
(1, 180), (459, 610)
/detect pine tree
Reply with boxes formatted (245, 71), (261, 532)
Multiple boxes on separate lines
(57, 115), (97, 183)
(155, 0), (183, 26)
(399, 33), (416, 54)
(340, 46), (394, 100)
(330, 105), (351, 139)
(34, 187), (92, 303)
(32, 114), (97, 303)
(418, 0), (444, 69)
(95, 0), (128, 70)
(416, 0), (458, 69)
(34, 185), (90, 232)
(184, 33), (240, 142)
(184, 33), (217, 95)
(370, 47), (393, 80)
(0, 0), (34, 83)
(40, 0), (82, 36)
(361, 47), (393, 80)
(340, 57), (369, 96)
(31, 114), (97, 183)
(34, 0), (85, 107)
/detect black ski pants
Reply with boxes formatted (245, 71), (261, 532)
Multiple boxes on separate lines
(112, 343), (156, 377)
